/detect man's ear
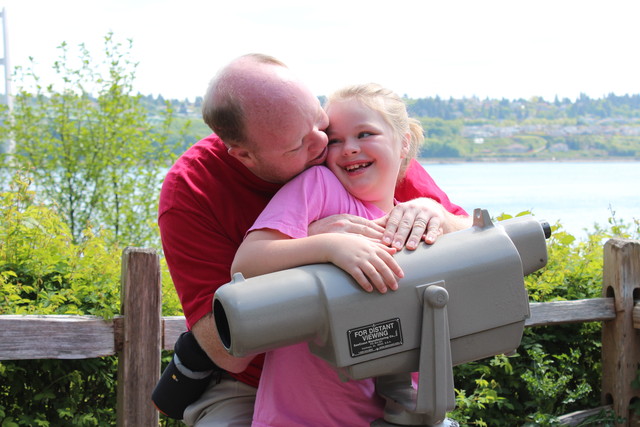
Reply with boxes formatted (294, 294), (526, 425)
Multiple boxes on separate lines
(228, 146), (257, 169)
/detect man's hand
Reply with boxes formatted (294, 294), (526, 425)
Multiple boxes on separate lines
(308, 214), (386, 240)
(376, 198), (472, 250)
(308, 200), (472, 252)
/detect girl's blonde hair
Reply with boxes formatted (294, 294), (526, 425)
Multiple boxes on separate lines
(324, 83), (423, 180)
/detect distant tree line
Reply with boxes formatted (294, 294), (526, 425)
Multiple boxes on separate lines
(406, 93), (640, 121)
(133, 91), (640, 161)
(132, 92), (640, 122)
(139, 94), (203, 116)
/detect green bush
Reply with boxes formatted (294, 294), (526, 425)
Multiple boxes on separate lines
(0, 173), (181, 426)
(0, 174), (121, 425)
(0, 175), (122, 318)
(1, 176), (638, 425)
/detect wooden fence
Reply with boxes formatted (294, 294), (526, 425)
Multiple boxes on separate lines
(0, 240), (638, 426)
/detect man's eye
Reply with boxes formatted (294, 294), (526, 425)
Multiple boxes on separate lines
(328, 138), (341, 145)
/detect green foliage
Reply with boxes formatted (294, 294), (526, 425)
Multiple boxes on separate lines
(0, 358), (118, 426)
(448, 211), (638, 426)
(420, 140), (462, 158)
(405, 94), (640, 160)
(0, 173), (182, 426)
(408, 93), (640, 121)
(574, 409), (626, 427)
(0, 173), (121, 425)
(0, 33), (182, 247)
(0, 32), (186, 425)
(0, 173), (121, 318)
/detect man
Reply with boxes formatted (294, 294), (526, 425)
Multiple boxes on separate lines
(158, 53), (470, 425)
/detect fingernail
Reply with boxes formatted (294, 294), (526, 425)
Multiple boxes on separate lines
(383, 236), (391, 245)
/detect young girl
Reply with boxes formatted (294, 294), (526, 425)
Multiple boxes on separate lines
(232, 83), (425, 426)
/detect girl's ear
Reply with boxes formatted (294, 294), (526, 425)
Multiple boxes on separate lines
(400, 132), (411, 158)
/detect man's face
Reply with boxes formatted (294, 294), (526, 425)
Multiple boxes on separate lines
(242, 80), (329, 184)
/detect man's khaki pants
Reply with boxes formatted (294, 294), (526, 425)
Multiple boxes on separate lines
(183, 373), (257, 427)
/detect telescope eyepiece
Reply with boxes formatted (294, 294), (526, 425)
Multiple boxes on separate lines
(539, 220), (552, 239)
(214, 300), (232, 349)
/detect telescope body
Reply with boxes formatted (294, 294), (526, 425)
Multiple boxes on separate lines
(214, 210), (548, 381)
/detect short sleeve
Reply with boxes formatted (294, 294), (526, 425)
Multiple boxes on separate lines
(249, 166), (383, 238)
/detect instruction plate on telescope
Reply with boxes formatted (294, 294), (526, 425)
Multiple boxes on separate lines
(347, 318), (403, 357)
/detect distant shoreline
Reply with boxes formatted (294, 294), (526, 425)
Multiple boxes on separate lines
(419, 157), (640, 164)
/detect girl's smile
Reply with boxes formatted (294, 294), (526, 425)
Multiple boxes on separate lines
(343, 160), (373, 173)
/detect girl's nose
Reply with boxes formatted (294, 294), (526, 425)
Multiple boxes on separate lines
(342, 138), (360, 155)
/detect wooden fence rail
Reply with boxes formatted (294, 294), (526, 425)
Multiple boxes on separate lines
(0, 240), (638, 426)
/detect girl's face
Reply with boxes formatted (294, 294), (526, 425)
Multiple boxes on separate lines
(325, 99), (409, 211)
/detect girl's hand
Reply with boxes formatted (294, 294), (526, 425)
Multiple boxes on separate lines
(325, 234), (403, 294)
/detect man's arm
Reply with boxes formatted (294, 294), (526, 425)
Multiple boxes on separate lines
(191, 313), (253, 373)
(159, 208), (254, 373)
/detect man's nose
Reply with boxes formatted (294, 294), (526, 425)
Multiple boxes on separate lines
(311, 129), (328, 148)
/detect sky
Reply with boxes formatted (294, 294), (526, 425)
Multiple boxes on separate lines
(1, 0), (639, 102)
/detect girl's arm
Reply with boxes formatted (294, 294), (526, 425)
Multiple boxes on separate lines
(232, 229), (404, 293)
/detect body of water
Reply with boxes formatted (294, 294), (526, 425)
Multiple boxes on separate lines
(421, 160), (639, 239)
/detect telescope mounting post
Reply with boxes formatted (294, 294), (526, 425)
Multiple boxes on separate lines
(373, 283), (456, 427)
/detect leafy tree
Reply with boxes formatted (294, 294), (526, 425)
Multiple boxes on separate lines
(0, 33), (182, 247)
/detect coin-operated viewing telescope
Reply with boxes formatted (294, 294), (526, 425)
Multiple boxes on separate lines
(214, 209), (551, 427)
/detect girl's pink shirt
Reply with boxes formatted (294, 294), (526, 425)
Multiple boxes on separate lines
(249, 165), (385, 238)
(249, 166), (387, 426)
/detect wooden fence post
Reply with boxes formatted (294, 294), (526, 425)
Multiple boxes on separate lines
(116, 247), (162, 427)
(601, 238), (640, 426)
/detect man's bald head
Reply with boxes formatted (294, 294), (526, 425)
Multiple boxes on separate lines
(202, 54), (290, 148)
(201, 54), (329, 183)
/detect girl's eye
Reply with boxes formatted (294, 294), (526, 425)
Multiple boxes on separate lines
(358, 131), (373, 139)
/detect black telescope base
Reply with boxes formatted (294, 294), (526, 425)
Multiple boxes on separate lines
(371, 418), (459, 427)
